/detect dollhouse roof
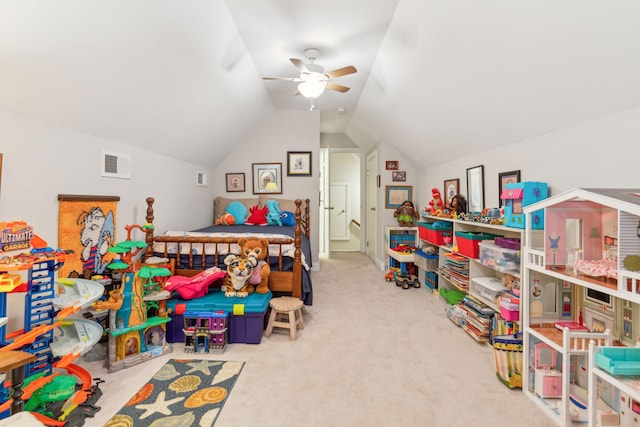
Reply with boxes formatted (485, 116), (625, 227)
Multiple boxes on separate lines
(524, 188), (640, 216)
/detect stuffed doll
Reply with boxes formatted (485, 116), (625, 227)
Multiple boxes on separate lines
(394, 200), (419, 226)
(245, 205), (269, 225)
(280, 211), (296, 226)
(237, 237), (270, 294)
(222, 254), (257, 297)
(265, 199), (282, 226)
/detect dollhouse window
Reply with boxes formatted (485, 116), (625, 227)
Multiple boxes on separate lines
(513, 199), (523, 215)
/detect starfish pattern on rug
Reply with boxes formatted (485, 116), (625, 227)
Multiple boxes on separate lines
(135, 391), (184, 419)
(185, 360), (222, 375)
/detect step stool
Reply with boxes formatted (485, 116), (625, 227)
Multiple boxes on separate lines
(264, 296), (304, 340)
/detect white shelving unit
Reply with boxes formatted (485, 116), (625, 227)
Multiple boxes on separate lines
(521, 188), (640, 426)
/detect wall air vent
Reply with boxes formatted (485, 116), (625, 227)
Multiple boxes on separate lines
(101, 150), (132, 179)
(197, 171), (208, 186)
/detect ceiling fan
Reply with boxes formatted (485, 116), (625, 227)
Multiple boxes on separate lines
(263, 48), (357, 106)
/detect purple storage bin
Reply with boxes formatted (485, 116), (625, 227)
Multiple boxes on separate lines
(494, 237), (521, 250)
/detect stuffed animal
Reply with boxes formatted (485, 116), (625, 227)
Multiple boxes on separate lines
(245, 205), (269, 225)
(225, 201), (248, 224)
(280, 211), (296, 227)
(265, 199), (282, 226)
(215, 212), (236, 225)
(222, 254), (257, 297)
(237, 237), (270, 294)
(394, 200), (420, 226)
(429, 188), (445, 216)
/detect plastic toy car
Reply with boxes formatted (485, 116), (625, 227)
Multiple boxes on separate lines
(384, 268), (399, 282)
(395, 274), (420, 290)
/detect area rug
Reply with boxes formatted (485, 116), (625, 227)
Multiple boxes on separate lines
(104, 359), (244, 427)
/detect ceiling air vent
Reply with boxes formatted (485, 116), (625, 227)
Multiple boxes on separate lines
(197, 171), (208, 186)
(101, 150), (132, 179)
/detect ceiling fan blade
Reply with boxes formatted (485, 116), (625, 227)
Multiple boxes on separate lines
(324, 65), (357, 79)
(326, 82), (350, 93)
(263, 77), (303, 82)
(290, 58), (309, 73)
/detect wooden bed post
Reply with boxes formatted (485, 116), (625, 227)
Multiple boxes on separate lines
(291, 199), (303, 299)
(144, 197), (155, 259)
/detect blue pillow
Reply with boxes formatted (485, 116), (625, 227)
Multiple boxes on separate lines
(280, 211), (296, 227)
(226, 201), (248, 225)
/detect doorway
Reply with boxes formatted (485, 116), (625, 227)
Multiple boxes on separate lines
(365, 150), (378, 265)
(318, 149), (362, 257)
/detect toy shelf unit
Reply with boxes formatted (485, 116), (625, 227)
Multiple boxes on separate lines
(521, 188), (640, 427)
(419, 216), (528, 329)
(384, 226), (420, 288)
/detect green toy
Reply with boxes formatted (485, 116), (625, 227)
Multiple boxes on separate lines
(24, 375), (77, 416)
(439, 288), (466, 305)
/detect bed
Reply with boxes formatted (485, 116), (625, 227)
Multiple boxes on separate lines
(142, 197), (313, 305)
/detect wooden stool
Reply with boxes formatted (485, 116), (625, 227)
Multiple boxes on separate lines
(264, 296), (304, 340)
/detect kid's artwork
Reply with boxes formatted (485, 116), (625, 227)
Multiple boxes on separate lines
(58, 194), (119, 278)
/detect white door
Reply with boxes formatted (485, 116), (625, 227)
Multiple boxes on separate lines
(366, 150), (378, 264)
(319, 148), (330, 257)
(330, 182), (349, 240)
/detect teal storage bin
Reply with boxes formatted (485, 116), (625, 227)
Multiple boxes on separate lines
(167, 289), (272, 344)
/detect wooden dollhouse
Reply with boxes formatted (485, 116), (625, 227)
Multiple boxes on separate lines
(521, 188), (640, 426)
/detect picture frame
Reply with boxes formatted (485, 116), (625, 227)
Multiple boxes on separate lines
(252, 162), (282, 194)
(225, 172), (245, 192)
(287, 151), (312, 176)
(498, 170), (521, 207)
(385, 185), (413, 209)
(443, 178), (460, 208)
(466, 165), (485, 213)
(385, 160), (398, 170)
(392, 171), (406, 182)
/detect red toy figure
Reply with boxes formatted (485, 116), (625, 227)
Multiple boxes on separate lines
(429, 188), (445, 216)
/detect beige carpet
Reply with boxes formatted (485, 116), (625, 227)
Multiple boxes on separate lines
(79, 252), (555, 427)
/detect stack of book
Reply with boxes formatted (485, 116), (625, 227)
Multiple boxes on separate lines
(460, 295), (495, 342)
(439, 252), (469, 290)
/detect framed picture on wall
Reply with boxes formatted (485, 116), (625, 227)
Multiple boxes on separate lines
(385, 160), (398, 170)
(392, 171), (406, 182)
(385, 185), (412, 209)
(226, 173), (245, 192)
(466, 165), (485, 213)
(443, 178), (460, 208)
(252, 162), (282, 194)
(287, 151), (312, 176)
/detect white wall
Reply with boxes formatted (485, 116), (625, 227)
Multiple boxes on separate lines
(417, 107), (640, 213)
(0, 110), (216, 242)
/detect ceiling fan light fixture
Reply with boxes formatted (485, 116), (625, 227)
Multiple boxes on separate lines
(297, 73), (327, 99)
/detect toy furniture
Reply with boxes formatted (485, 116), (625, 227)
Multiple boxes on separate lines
(182, 311), (228, 353)
(534, 343), (562, 398)
(264, 296), (305, 340)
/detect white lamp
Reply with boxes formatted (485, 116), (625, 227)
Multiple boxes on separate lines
(297, 72), (327, 99)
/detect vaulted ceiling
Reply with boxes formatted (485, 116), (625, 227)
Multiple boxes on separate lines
(1, 1), (639, 167)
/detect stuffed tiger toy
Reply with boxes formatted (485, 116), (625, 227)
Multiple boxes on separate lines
(222, 254), (257, 297)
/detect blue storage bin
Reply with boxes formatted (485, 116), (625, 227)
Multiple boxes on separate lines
(167, 289), (272, 344)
